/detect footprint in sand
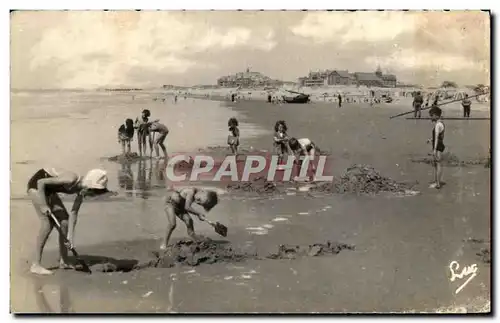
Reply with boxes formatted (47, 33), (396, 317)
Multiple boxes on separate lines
(272, 217), (289, 222)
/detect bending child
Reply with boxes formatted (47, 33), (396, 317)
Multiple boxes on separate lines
(161, 187), (219, 249)
(149, 120), (169, 159)
(288, 137), (318, 181)
(27, 168), (110, 275)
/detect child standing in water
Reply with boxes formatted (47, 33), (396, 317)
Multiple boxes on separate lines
(428, 106), (445, 189)
(27, 168), (110, 275)
(118, 118), (135, 155)
(227, 117), (240, 155)
(274, 120), (289, 164)
(149, 120), (169, 159)
(135, 109), (153, 157)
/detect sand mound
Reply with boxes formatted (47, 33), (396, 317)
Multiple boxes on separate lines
(311, 164), (417, 195)
(136, 239), (256, 269)
(267, 242), (355, 259)
(226, 165), (416, 196)
(410, 152), (488, 167)
(226, 176), (296, 195)
(89, 238), (355, 273)
(108, 152), (149, 163)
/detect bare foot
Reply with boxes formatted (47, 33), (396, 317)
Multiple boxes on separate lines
(59, 261), (75, 270)
(30, 264), (54, 275)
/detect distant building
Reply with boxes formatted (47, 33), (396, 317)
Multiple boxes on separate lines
(327, 70), (354, 86)
(298, 66), (398, 88)
(217, 68), (282, 87)
(354, 72), (383, 87)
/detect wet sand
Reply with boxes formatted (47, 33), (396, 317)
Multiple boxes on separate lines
(11, 95), (490, 313)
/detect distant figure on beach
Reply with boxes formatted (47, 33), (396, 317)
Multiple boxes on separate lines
(338, 94), (342, 108)
(462, 94), (472, 118)
(174, 95), (178, 104)
(149, 120), (169, 159)
(288, 138), (318, 181)
(135, 109), (153, 157)
(27, 168), (110, 275)
(413, 91), (424, 118)
(427, 106), (445, 189)
(231, 93), (236, 102)
(227, 117), (240, 155)
(118, 118), (135, 155)
(274, 120), (290, 164)
(161, 187), (219, 249)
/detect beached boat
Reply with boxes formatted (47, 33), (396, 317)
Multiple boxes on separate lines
(282, 90), (311, 103)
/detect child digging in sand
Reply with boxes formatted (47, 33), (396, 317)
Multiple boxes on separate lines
(118, 118), (135, 155)
(227, 117), (240, 155)
(161, 187), (219, 249)
(27, 168), (111, 275)
(427, 106), (445, 189)
(273, 120), (289, 164)
(288, 137), (318, 181)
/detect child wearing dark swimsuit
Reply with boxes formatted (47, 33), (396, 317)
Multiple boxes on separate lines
(227, 117), (240, 155)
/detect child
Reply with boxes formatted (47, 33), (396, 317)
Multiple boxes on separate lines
(288, 137), (318, 181)
(134, 109), (153, 157)
(227, 117), (240, 155)
(27, 168), (110, 275)
(462, 94), (472, 118)
(413, 91), (424, 118)
(149, 120), (169, 159)
(118, 118), (135, 155)
(161, 187), (219, 249)
(273, 120), (289, 164)
(428, 106), (445, 189)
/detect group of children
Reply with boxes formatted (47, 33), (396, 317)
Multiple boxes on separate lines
(26, 103), (448, 276)
(117, 109), (169, 159)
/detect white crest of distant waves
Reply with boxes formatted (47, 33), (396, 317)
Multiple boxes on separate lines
(22, 11), (276, 88)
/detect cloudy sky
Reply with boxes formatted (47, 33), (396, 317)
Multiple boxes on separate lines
(11, 10), (490, 89)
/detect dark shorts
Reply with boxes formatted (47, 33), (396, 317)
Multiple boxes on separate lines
(414, 104), (422, 111)
(436, 143), (445, 152)
(27, 169), (52, 192)
(165, 191), (187, 214)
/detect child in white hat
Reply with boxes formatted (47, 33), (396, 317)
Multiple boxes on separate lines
(27, 168), (111, 275)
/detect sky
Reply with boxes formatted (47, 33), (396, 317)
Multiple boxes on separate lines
(10, 10), (490, 89)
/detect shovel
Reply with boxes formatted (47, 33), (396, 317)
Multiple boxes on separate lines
(47, 212), (92, 274)
(206, 219), (228, 237)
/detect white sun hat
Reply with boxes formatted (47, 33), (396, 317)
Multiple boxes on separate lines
(82, 169), (108, 189)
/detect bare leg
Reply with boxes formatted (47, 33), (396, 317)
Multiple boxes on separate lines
(48, 193), (73, 268)
(179, 213), (197, 241)
(126, 141), (131, 154)
(121, 141), (126, 156)
(28, 189), (55, 275)
(161, 203), (177, 250)
(159, 139), (168, 158)
(436, 152), (443, 188)
(138, 134), (143, 157)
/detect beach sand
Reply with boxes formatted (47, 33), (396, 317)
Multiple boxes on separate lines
(11, 91), (490, 313)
